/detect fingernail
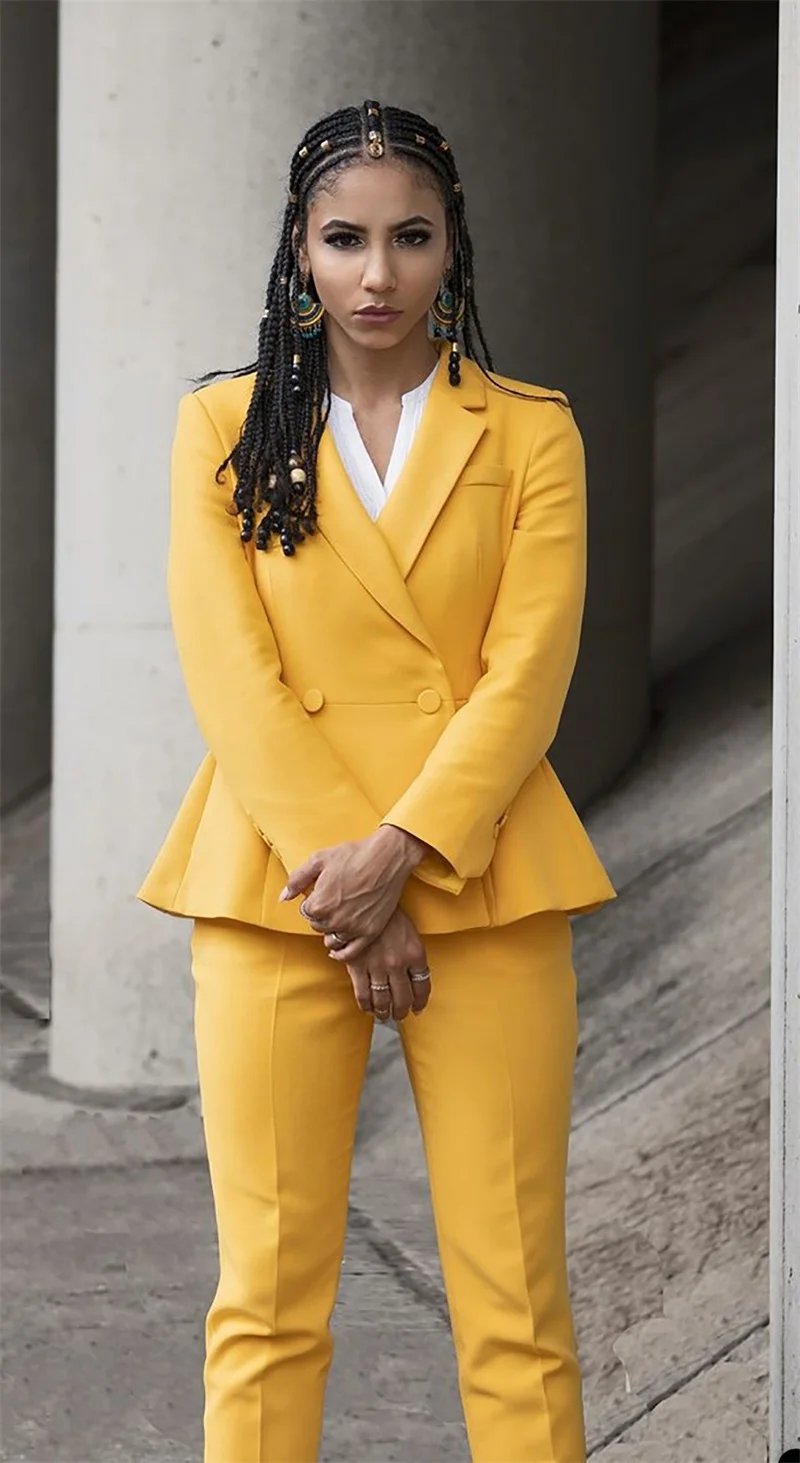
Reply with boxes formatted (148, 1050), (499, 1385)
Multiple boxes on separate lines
(278, 888), (288, 902)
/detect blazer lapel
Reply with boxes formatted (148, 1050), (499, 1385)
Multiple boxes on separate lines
(315, 340), (488, 646)
(316, 425), (436, 653)
(376, 343), (487, 578)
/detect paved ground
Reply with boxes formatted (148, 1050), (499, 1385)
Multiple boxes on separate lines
(0, 619), (778, 1462)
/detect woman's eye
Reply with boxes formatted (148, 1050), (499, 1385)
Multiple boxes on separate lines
(324, 231), (362, 249)
(396, 231), (432, 247)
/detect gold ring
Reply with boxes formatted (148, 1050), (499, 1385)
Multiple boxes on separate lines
(408, 967), (431, 982)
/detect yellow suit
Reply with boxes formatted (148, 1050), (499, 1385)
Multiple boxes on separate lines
(137, 338), (616, 930)
(140, 337), (615, 1462)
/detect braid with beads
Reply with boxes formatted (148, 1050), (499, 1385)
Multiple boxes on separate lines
(194, 102), (566, 556)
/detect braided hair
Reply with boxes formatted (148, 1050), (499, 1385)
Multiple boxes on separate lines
(195, 100), (563, 557)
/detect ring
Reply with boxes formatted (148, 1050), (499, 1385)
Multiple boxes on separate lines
(369, 981), (392, 1021)
(408, 966), (431, 982)
(299, 899), (312, 921)
(330, 932), (347, 948)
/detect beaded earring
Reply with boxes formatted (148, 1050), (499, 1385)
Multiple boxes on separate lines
(291, 283), (325, 337)
(430, 273), (464, 335)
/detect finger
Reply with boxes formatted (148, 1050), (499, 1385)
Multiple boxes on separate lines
(371, 995), (392, 1023)
(327, 932), (373, 962)
(323, 931), (350, 951)
(407, 946), (431, 1014)
(388, 970), (413, 1023)
(279, 854), (324, 902)
(346, 965), (374, 1015)
(368, 971), (393, 1023)
(408, 969), (432, 1014)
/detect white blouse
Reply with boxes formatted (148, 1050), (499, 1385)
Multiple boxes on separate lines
(325, 361), (439, 521)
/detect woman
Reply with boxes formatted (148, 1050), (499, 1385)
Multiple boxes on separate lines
(138, 100), (616, 1463)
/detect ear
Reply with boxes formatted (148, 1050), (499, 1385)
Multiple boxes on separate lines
(292, 223), (310, 277)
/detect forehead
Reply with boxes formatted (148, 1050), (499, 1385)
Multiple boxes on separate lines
(309, 160), (444, 222)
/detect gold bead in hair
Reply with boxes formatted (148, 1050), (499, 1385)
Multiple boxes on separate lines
(298, 145), (309, 159)
(415, 133), (426, 146)
(440, 140), (450, 151)
(453, 182), (462, 193)
(320, 139), (331, 152)
(288, 190), (297, 203)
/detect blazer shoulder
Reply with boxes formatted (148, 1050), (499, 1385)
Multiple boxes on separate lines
(483, 365), (570, 409)
(178, 369), (257, 450)
(481, 368), (575, 456)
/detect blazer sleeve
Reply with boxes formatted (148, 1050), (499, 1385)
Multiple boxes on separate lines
(167, 389), (382, 872)
(383, 399), (587, 896)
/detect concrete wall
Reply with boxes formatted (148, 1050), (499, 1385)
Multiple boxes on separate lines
(652, 19), (777, 680)
(0, 0), (58, 808)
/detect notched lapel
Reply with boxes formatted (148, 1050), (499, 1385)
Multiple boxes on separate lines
(376, 348), (487, 578)
(315, 427), (436, 653)
(314, 342), (488, 647)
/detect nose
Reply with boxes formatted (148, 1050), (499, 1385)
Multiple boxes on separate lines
(361, 246), (396, 295)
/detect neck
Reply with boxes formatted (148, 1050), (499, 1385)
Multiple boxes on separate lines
(324, 321), (442, 407)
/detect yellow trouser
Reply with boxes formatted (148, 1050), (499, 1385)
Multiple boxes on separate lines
(191, 909), (586, 1463)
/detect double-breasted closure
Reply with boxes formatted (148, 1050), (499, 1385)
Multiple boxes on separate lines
(137, 338), (617, 935)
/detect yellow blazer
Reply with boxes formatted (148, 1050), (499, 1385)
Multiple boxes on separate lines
(137, 338), (617, 936)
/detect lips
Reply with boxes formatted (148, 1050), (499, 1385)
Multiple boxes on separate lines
(356, 308), (402, 319)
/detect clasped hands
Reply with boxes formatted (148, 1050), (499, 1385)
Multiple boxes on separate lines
(279, 825), (432, 1022)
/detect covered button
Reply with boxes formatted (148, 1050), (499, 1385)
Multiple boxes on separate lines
(302, 688), (325, 713)
(417, 688), (442, 714)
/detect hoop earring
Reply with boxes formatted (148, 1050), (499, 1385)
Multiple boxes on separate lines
(430, 274), (464, 334)
(291, 276), (325, 337)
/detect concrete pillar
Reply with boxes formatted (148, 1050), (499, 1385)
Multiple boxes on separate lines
(50, 0), (657, 1089)
(0, 1), (58, 808)
(770, 2), (800, 1452)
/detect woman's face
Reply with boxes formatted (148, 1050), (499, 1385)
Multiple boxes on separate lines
(297, 160), (451, 353)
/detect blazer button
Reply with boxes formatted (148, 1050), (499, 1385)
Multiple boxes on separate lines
(417, 688), (442, 714)
(302, 688), (325, 713)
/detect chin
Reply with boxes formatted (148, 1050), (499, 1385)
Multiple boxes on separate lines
(347, 321), (426, 352)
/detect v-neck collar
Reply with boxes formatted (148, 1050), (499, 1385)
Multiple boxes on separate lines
(327, 356), (439, 501)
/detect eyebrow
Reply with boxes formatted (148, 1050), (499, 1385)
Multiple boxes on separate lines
(319, 215), (435, 232)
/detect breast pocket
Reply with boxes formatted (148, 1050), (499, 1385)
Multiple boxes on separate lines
(458, 463), (514, 489)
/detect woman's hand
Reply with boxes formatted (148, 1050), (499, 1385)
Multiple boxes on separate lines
(279, 825), (428, 958)
(341, 907), (432, 1023)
